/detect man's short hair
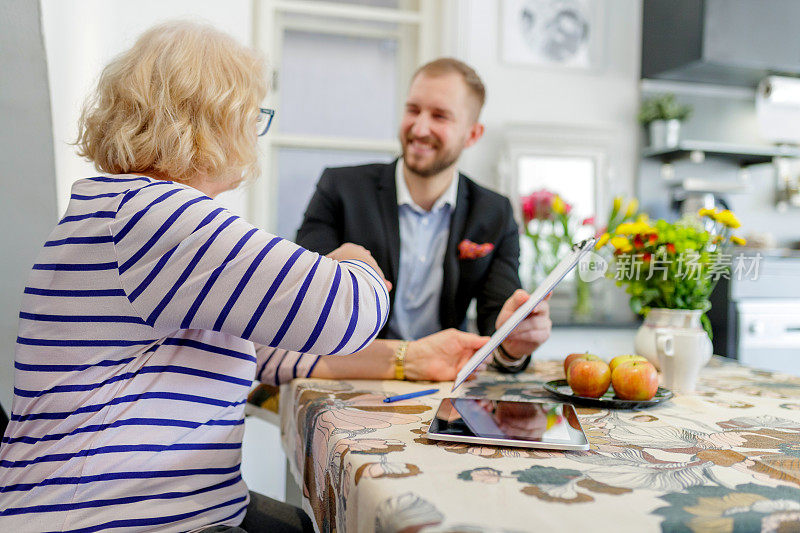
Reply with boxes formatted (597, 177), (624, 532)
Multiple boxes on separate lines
(412, 57), (486, 119)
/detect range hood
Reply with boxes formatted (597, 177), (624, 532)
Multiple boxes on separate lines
(642, 0), (800, 87)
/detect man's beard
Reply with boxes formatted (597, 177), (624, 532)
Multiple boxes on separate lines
(402, 136), (462, 178)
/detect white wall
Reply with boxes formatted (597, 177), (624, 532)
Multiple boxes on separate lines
(0, 0), (59, 413)
(40, 0), (254, 218)
(451, 0), (642, 201)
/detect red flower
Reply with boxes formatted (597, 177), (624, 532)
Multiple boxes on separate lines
(633, 235), (644, 249)
(581, 216), (596, 227)
(521, 190), (556, 223)
(642, 252), (652, 262)
(666, 243), (676, 254)
(648, 234), (658, 245)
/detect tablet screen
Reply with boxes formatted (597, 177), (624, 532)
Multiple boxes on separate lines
(428, 398), (588, 448)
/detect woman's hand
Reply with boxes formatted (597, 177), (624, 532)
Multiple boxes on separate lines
(327, 243), (391, 291)
(404, 329), (490, 381)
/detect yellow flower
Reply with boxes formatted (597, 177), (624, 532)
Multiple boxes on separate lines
(635, 221), (657, 235)
(636, 213), (650, 224)
(624, 198), (639, 217)
(610, 236), (632, 252)
(698, 207), (717, 218)
(595, 233), (610, 249)
(615, 222), (637, 235)
(616, 221), (656, 236)
(613, 196), (622, 212)
(552, 195), (566, 215)
(715, 210), (741, 229)
(731, 235), (747, 246)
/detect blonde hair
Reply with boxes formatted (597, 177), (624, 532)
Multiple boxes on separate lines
(76, 21), (267, 184)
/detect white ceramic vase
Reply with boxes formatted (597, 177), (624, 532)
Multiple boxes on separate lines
(634, 308), (712, 370)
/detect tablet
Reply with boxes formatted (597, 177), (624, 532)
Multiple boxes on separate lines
(451, 238), (596, 391)
(425, 398), (590, 450)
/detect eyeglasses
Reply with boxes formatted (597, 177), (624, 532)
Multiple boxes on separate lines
(256, 107), (275, 136)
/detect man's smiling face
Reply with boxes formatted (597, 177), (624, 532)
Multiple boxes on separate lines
(399, 72), (480, 178)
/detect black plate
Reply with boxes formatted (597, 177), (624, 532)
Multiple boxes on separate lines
(543, 379), (673, 409)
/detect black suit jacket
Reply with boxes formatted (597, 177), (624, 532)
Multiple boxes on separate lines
(296, 160), (523, 340)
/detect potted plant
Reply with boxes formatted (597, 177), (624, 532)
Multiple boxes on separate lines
(596, 208), (746, 368)
(638, 93), (693, 149)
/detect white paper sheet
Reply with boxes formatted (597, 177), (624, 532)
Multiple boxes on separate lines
(451, 238), (596, 391)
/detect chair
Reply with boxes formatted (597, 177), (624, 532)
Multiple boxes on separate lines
(1, 400), (8, 438)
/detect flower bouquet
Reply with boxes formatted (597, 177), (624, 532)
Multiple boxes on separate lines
(596, 208), (746, 333)
(519, 190), (600, 319)
(521, 190), (575, 280)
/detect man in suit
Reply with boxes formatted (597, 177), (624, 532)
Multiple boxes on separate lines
(296, 58), (551, 378)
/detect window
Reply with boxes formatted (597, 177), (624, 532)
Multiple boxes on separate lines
(500, 125), (612, 291)
(279, 29), (399, 139)
(274, 147), (394, 239)
(251, 0), (444, 237)
(517, 154), (596, 222)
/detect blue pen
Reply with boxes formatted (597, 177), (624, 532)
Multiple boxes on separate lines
(383, 388), (439, 403)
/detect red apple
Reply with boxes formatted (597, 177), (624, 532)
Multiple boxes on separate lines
(563, 352), (602, 376)
(611, 361), (659, 401)
(567, 359), (611, 398)
(609, 354), (648, 373)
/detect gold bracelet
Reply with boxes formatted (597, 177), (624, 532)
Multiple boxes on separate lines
(394, 340), (409, 381)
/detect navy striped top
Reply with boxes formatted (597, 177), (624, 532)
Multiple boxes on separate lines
(0, 176), (389, 532)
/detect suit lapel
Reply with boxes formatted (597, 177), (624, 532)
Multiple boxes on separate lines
(377, 161), (401, 284)
(440, 174), (469, 328)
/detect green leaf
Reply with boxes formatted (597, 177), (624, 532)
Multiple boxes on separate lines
(639, 93), (693, 124)
(701, 313), (713, 340)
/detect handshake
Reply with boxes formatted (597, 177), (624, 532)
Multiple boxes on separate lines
(327, 243), (392, 291)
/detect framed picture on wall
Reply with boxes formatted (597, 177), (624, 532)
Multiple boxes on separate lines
(500, 0), (605, 71)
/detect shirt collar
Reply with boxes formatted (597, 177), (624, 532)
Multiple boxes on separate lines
(395, 158), (458, 213)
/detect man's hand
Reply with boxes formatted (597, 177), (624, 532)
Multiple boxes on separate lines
(404, 329), (490, 381)
(326, 243), (391, 291)
(496, 289), (552, 359)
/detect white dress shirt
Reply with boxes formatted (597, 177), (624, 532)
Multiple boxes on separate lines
(385, 160), (458, 341)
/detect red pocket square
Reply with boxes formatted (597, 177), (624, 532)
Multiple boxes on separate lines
(458, 239), (494, 260)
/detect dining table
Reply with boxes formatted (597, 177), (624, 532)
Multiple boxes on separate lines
(248, 357), (800, 532)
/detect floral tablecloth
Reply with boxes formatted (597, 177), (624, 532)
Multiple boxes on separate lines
(270, 358), (800, 532)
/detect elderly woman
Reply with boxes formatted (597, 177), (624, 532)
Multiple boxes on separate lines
(0, 21), (389, 532)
